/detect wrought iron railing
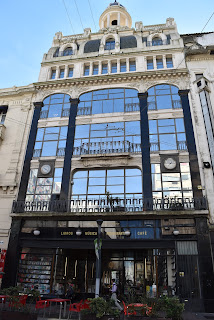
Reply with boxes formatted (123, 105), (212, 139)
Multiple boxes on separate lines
(40, 109), (70, 119)
(150, 142), (159, 152)
(177, 141), (187, 151)
(150, 141), (187, 152)
(33, 148), (65, 158)
(57, 147), (66, 157)
(125, 103), (140, 112)
(62, 108), (70, 117)
(40, 110), (48, 119)
(148, 100), (182, 111)
(33, 149), (42, 158)
(73, 141), (141, 156)
(77, 106), (92, 116)
(12, 197), (208, 213)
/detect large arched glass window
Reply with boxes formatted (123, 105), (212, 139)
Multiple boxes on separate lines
(105, 38), (115, 50)
(78, 88), (139, 115)
(71, 168), (143, 202)
(152, 37), (162, 46)
(147, 84), (181, 111)
(40, 93), (70, 119)
(63, 47), (73, 56)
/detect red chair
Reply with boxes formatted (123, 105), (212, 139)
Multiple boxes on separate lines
(35, 299), (49, 309)
(69, 300), (83, 312)
(9, 294), (28, 308)
(80, 299), (91, 310)
(122, 301), (136, 316)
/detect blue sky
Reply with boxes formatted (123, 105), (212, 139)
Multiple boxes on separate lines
(0, 0), (213, 89)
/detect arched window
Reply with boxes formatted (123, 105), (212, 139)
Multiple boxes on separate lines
(63, 47), (73, 56)
(40, 93), (70, 119)
(105, 38), (115, 50)
(71, 168), (143, 202)
(152, 37), (162, 46)
(147, 84), (181, 110)
(78, 88), (139, 115)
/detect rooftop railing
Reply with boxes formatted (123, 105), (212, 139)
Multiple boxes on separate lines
(12, 197), (208, 213)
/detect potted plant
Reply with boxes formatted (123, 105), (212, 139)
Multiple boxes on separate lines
(0, 286), (40, 320)
(80, 297), (120, 320)
(159, 296), (184, 320)
(106, 192), (124, 212)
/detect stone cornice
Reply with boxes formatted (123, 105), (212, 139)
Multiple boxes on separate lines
(34, 68), (189, 90)
(0, 84), (36, 98)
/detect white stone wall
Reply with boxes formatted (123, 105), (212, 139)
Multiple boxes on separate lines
(0, 86), (36, 251)
(185, 32), (214, 223)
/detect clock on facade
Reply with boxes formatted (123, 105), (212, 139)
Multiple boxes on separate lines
(40, 164), (51, 175)
(163, 157), (177, 170)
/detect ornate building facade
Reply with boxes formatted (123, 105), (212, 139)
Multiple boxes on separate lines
(1, 1), (214, 312)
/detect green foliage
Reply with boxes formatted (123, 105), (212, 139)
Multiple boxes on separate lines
(160, 296), (184, 320)
(0, 286), (40, 314)
(81, 297), (120, 318)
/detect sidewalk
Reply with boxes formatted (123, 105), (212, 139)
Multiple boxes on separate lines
(183, 313), (214, 320)
(37, 313), (214, 320)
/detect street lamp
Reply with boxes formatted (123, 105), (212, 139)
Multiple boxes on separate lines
(95, 219), (103, 297)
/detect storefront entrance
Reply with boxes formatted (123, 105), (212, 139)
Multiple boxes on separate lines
(17, 247), (177, 299)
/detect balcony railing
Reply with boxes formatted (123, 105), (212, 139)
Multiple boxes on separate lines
(40, 109), (70, 119)
(33, 148), (65, 158)
(125, 103), (140, 112)
(73, 141), (141, 156)
(148, 100), (182, 111)
(77, 106), (92, 116)
(12, 197), (208, 213)
(147, 39), (170, 47)
(150, 141), (187, 152)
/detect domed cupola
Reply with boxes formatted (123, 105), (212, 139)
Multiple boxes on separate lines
(99, 1), (132, 29)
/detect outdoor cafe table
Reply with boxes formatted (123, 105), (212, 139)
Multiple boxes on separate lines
(47, 298), (70, 319)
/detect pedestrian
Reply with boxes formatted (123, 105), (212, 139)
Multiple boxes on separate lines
(65, 279), (74, 300)
(110, 278), (123, 311)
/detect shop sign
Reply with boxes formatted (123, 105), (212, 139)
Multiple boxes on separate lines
(131, 228), (155, 239)
(0, 249), (6, 279)
(58, 228), (155, 239)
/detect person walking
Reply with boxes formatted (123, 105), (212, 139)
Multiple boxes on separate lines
(110, 278), (123, 311)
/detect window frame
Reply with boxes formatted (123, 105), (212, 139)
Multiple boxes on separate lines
(40, 94), (71, 119)
(33, 126), (68, 158)
(149, 118), (187, 151)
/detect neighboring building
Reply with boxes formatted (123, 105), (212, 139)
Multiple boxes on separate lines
(1, 1), (214, 312)
(0, 85), (35, 285)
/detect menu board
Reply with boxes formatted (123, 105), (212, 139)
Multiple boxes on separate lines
(17, 254), (53, 295)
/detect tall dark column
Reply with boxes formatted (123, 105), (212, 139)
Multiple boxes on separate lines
(179, 90), (203, 198)
(17, 102), (43, 201)
(196, 217), (214, 312)
(1, 219), (22, 288)
(60, 98), (79, 201)
(138, 92), (153, 205)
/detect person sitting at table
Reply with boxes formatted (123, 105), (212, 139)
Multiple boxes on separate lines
(110, 279), (123, 311)
(65, 279), (75, 300)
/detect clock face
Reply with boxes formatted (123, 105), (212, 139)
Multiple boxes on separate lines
(41, 164), (51, 175)
(164, 157), (176, 170)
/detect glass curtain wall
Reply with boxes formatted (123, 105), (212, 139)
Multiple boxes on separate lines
(147, 85), (181, 110)
(77, 88), (139, 115)
(73, 121), (141, 155)
(40, 94), (71, 119)
(71, 168), (143, 211)
(151, 163), (193, 199)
